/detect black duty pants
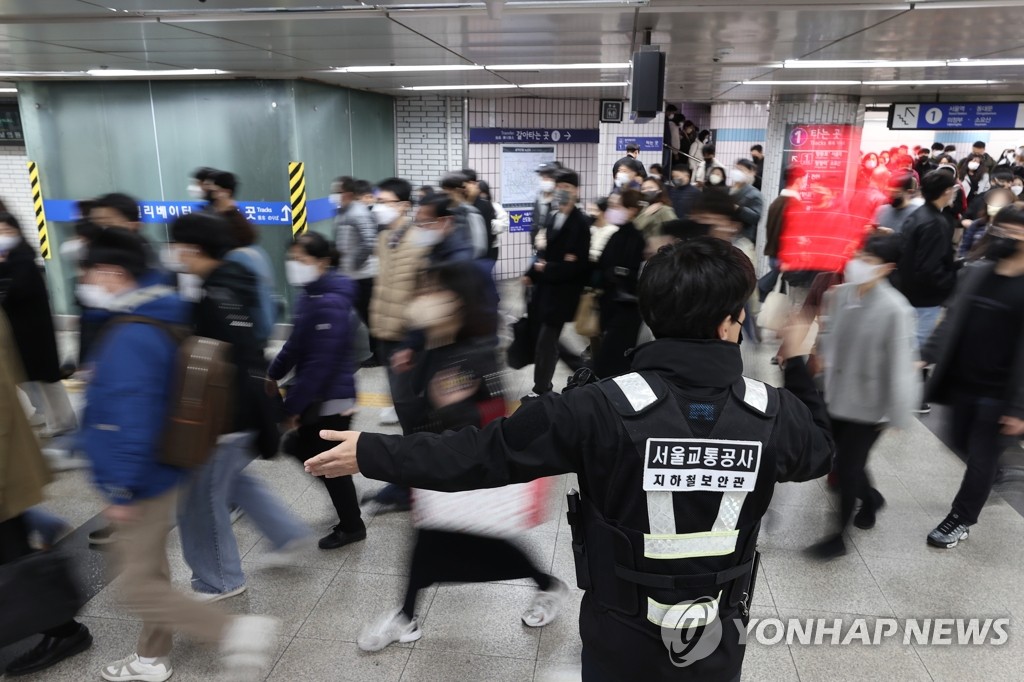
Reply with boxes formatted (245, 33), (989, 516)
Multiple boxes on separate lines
(0, 515), (80, 638)
(401, 529), (552, 618)
(949, 392), (1012, 525)
(832, 418), (883, 530)
(286, 414), (364, 533)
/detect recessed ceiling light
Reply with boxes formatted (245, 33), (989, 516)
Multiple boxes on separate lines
(488, 63), (631, 71)
(87, 69), (228, 77)
(863, 79), (999, 85)
(784, 59), (946, 69)
(400, 84), (518, 91)
(947, 58), (1024, 67)
(333, 65), (483, 73)
(521, 81), (629, 88)
(739, 80), (860, 85)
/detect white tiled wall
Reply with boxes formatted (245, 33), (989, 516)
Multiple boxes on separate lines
(709, 101), (770, 170)
(395, 95), (464, 191)
(467, 98), (601, 280)
(598, 113), (665, 193)
(0, 145), (37, 253)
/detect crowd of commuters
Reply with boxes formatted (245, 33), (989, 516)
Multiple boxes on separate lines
(1, 128), (1023, 681)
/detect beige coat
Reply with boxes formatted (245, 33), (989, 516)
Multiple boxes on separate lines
(370, 223), (433, 343)
(0, 309), (52, 523)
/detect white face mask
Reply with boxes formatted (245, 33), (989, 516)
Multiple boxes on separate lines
(285, 260), (320, 287)
(615, 172), (631, 188)
(844, 258), (882, 286)
(988, 203), (1007, 217)
(605, 208), (629, 226)
(728, 168), (749, 186)
(373, 204), (400, 226)
(0, 234), (20, 253)
(410, 226), (445, 248)
(76, 283), (116, 310)
(1013, 186), (1023, 196)
(161, 245), (189, 273)
(539, 179), (556, 193)
(177, 273), (203, 302)
(968, 161), (981, 171)
(708, 174), (724, 186)
(329, 193), (344, 207)
(187, 182), (205, 200)
(60, 238), (84, 260)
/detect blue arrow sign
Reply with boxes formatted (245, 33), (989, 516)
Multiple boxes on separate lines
(469, 128), (599, 144)
(42, 199), (334, 225)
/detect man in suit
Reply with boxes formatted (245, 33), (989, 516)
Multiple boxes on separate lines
(612, 144), (647, 184)
(524, 168), (591, 396)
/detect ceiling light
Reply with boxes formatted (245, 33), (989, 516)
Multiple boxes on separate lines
(783, 59), (946, 69)
(0, 88), (16, 93)
(333, 65), (483, 73)
(400, 84), (518, 91)
(738, 80), (860, 85)
(862, 79), (999, 85)
(488, 62), (631, 71)
(87, 69), (228, 77)
(947, 58), (1024, 67)
(0, 71), (84, 78)
(521, 81), (629, 88)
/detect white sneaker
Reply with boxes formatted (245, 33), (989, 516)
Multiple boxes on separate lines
(379, 406), (400, 425)
(193, 584), (247, 602)
(220, 615), (280, 682)
(358, 608), (422, 651)
(101, 653), (173, 682)
(522, 578), (569, 627)
(42, 447), (90, 472)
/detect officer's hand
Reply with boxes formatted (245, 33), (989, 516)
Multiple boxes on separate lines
(304, 431), (361, 478)
(779, 317), (814, 362)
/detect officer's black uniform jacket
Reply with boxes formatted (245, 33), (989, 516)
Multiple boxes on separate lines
(358, 338), (833, 680)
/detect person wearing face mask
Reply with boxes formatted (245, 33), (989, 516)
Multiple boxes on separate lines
(332, 175), (381, 365)
(895, 170), (960, 415)
(1012, 177), (1024, 197)
(873, 173), (920, 235)
(729, 159), (765, 245)
(957, 140), (996, 181)
(524, 168), (591, 396)
(593, 190), (646, 379)
(688, 129), (711, 172)
(808, 234), (921, 560)
(188, 167), (217, 210)
(611, 161), (642, 195)
(633, 177), (677, 238)
(612, 143), (647, 184)
(667, 165), (700, 220)
(695, 143), (725, 188)
(749, 145), (765, 190)
(930, 142), (946, 159)
(440, 173), (489, 262)
(960, 187), (1015, 261)
(966, 168), (1014, 227)
(532, 162), (561, 235)
(0, 213), (77, 440)
(919, 205), (1024, 549)
(703, 166), (727, 193)
(269, 231), (365, 550)
(915, 147), (937, 178)
(588, 197), (619, 264)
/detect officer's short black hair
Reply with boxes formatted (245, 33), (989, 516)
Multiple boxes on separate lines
(82, 227), (148, 279)
(377, 177), (412, 203)
(638, 236), (755, 340)
(921, 170), (957, 202)
(171, 212), (236, 260)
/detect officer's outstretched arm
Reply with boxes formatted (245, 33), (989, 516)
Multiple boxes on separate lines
(350, 393), (588, 492)
(775, 355), (835, 484)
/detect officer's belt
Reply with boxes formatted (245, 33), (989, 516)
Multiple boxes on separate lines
(613, 559), (754, 591)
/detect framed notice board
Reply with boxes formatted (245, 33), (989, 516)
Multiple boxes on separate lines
(0, 103), (23, 145)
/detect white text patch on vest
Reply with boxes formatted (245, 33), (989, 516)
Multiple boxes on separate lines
(643, 438), (762, 493)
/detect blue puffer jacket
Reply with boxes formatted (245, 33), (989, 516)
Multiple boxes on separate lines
(82, 284), (191, 504)
(268, 271), (357, 416)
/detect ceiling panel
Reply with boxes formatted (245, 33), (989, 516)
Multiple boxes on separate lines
(0, 0), (112, 16)
(0, 20), (193, 43)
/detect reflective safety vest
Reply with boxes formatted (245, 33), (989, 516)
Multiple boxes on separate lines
(567, 370), (779, 634)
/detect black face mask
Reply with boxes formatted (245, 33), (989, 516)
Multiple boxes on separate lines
(891, 196), (906, 209)
(642, 191), (660, 204)
(987, 236), (1022, 261)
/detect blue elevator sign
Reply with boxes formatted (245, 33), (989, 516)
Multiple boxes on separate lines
(888, 103), (1024, 131)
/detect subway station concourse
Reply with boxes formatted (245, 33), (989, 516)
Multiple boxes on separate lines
(2, 1), (1024, 681)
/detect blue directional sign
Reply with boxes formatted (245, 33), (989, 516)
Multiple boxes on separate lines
(507, 208), (534, 233)
(616, 136), (662, 152)
(889, 103), (1024, 131)
(469, 128), (600, 144)
(44, 199), (295, 225)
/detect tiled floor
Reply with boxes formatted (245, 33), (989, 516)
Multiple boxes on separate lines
(8, 299), (1024, 682)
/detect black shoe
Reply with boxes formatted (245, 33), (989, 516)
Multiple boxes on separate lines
(808, 534), (847, 560)
(318, 526), (367, 550)
(88, 523), (116, 546)
(4, 624), (92, 677)
(360, 357), (382, 369)
(853, 490), (886, 530)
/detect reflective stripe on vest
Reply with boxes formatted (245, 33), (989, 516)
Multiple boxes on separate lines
(648, 590), (723, 628)
(742, 377), (769, 413)
(612, 373), (659, 412)
(644, 491), (747, 558)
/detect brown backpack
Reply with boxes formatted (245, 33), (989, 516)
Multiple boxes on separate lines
(114, 316), (235, 469)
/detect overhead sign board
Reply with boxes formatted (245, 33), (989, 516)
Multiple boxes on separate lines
(615, 136), (662, 152)
(469, 128), (599, 144)
(888, 103), (1024, 130)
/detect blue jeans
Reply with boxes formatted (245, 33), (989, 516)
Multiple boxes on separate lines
(914, 305), (942, 350)
(177, 432), (310, 594)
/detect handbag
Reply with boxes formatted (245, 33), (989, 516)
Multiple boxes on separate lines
(0, 551), (84, 647)
(573, 289), (601, 338)
(412, 478), (554, 538)
(507, 315), (536, 370)
(757, 275), (790, 332)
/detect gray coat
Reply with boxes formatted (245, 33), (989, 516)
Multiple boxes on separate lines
(922, 261), (1024, 418)
(732, 184), (765, 244)
(818, 280), (921, 429)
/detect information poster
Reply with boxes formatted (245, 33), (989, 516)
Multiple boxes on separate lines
(780, 124), (856, 201)
(500, 145), (555, 208)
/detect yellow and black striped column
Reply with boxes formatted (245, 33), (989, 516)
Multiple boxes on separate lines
(27, 161), (49, 259)
(288, 161), (308, 236)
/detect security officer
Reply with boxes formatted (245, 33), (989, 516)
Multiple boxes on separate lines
(305, 237), (834, 681)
